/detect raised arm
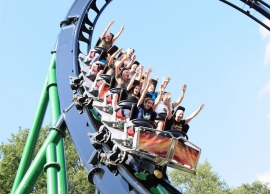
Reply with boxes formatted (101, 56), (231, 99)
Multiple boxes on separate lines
(165, 96), (172, 119)
(137, 78), (152, 107)
(136, 65), (144, 81)
(108, 48), (122, 67)
(101, 20), (114, 39)
(115, 55), (128, 77)
(125, 54), (136, 69)
(185, 103), (204, 124)
(126, 68), (139, 91)
(112, 25), (124, 43)
(140, 66), (151, 93)
(172, 84), (187, 109)
(152, 81), (167, 111)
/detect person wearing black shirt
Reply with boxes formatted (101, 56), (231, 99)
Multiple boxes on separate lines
(166, 104), (204, 134)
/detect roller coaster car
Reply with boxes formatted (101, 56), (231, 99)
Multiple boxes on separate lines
(77, 56), (201, 177)
(90, 101), (201, 175)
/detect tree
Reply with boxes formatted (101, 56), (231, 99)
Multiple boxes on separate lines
(168, 160), (230, 194)
(168, 160), (270, 194)
(231, 181), (270, 194)
(0, 126), (95, 194)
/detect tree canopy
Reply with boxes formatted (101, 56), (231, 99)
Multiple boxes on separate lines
(0, 126), (95, 194)
(169, 160), (270, 194)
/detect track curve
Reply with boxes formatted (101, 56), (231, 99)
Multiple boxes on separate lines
(56, 0), (169, 193)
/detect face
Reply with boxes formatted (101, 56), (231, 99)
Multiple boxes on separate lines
(144, 99), (153, 110)
(105, 34), (112, 42)
(105, 53), (111, 62)
(175, 110), (184, 121)
(133, 86), (141, 95)
(131, 64), (137, 72)
(121, 70), (130, 81)
(126, 48), (134, 57)
(148, 84), (155, 93)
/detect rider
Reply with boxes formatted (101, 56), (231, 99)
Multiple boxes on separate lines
(166, 104), (204, 134)
(89, 20), (124, 64)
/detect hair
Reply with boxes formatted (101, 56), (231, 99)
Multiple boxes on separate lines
(144, 97), (153, 104)
(109, 32), (114, 39)
(120, 68), (129, 76)
(127, 48), (135, 53)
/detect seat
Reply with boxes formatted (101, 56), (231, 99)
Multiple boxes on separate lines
(159, 130), (189, 140)
(114, 100), (137, 120)
(131, 118), (156, 129)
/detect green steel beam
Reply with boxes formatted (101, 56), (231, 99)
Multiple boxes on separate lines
(12, 52), (68, 193)
(14, 129), (62, 194)
(47, 52), (68, 193)
(45, 143), (59, 194)
(11, 67), (50, 194)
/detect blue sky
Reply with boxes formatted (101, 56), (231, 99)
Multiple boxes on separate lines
(1, 0), (270, 188)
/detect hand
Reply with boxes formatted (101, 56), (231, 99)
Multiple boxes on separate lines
(163, 76), (170, 82)
(182, 84), (187, 91)
(109, 20), (115, 25)
(155, 76), (158, 81)
(147, 66), (152, 74)
(148, 78), (153, 85)
(118, 48), (123, 52)
(121, 25), (124, 31)
(199, 103), (204, 110)
(132, 54), (136, 61)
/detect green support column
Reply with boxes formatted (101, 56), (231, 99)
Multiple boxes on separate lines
(47, 52), (68, 193)
(14, 129), (63, 194)
(45, 143), (60, 194)
(57, 140), (68, 194)
(11, 70), (49, 194)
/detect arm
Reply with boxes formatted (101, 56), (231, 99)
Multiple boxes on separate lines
(125, 55), (136, 69)
(136, 65), (144, 81)
(126, 71), (139, 91)
(140, 66), (151, 93)
(115, 55), (128, 77)
(137, 78), (152, 107)
(152, 82), (166, 111)
(172, 84), (187, 109)
(185, 103), (204, 124)
(101, 20), (114, 39)
(164, 96), (172, 120)
(112, 25), (124, 43)
(108, 48), (123, 67)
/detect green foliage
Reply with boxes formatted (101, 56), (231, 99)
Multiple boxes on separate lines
(231, 181), (270, 194)
(0, 126), (95, 194)
(168, 160), (270, 194)
(169, 160), (230, 194)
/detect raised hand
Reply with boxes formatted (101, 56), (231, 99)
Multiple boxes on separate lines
(182, 84), (187, 91)
(109, 20), (115, 25)
(121, 25), (124, 31)
(200, 103), (204, 110)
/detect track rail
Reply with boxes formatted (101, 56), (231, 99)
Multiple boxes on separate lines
(56, 0), (164, 193)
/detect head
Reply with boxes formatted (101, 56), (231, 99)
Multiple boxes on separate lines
(130, 64), (138, 72)
(143, 98), (154, 110)
(105, 33), (114, 42)
(126, 48), (135, 58)
(175, 106), (185, 121)
(105, 53), (111, 62)
(120, 68), (130, 81)
(148, 84), (155, 93)
(132, 85), (141, 95)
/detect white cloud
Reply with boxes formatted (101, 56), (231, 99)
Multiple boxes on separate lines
(258, 80), (270, 98)
(259, 18), (270, 40)
(264, 42), (270, 66)
(256, 171), (270, 184)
